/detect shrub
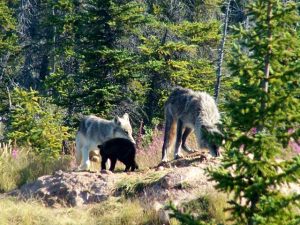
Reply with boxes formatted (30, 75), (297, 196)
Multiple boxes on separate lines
(5, 87), (71, 160)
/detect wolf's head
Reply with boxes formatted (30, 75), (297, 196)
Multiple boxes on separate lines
(113, 113), (135, 144)
(194, 92), (223, 157)
(201, 125), (224, 157)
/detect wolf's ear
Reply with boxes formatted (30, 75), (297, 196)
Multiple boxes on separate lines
(123, 113), (129, 121)
(113, 116), (121, 125)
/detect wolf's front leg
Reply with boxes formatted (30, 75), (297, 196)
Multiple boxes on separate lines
(79, 146), (90, 171)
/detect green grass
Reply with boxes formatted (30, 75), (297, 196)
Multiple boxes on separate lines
(180, 193), (228, 224)
(169, 191), (229, 225)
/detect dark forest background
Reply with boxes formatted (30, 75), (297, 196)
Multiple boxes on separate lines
(0, 0), (248, 134)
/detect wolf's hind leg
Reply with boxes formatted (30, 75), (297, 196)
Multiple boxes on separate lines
(162, 114), (177, 162)
(174, 120), (184, 159)
(182, 128), (195, 153)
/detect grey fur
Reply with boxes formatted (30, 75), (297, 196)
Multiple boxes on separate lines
(162, 87), (221, 162)
(75, 113), (135, 170)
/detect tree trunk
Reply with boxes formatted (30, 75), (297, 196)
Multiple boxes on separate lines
(259, 1), (272, 131)
(214, 0), (231, 103)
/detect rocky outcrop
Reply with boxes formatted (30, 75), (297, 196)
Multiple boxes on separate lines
(9, 171), (111, 207)
(8, 153), (221, 208)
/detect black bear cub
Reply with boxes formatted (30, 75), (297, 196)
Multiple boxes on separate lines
(97, 138), (138, 172)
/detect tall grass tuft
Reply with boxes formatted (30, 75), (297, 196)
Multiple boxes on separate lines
(136, 128), (164, 169)
(0, 141), (73, 192)
(116, 170), (168, 197)
(168, 191), (229, 225)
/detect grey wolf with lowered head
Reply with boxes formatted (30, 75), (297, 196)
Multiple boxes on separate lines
(75, 113), (135, 171)
(162, 87), (222, 162)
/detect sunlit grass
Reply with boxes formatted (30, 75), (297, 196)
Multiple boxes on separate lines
(0, 197), (94, 225)
(0, 197), (169, 225)
(0, 141), (73, 192)
(116, 170), (168, 197)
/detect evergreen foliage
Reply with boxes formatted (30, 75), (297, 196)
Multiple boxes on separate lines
(46, 0), (147, 119)
(41, 0), (223, 126)
(139, 1), (221, 121)
(0, 0), (18, 116)
(168, 203), (207, 225)
(6, 88), (70, 159)
(0, 1), (17, 56)
(209, 1), (300, 224)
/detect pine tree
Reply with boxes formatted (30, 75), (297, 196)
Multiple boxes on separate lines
(209, 1), (300, 224)
(0, 1), (17, 56)
(0, 1), (18, 115)
(46, 0), (147, 121)
(140, 1), (221, 122)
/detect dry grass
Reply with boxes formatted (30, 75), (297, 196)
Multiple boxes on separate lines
(89, 197), (164, 225)
(116, 170), (168, 197)
(0, 197), (174, 225)
(0, 141), (73, 192)
(136, 128), (199, 169)
(0, 197), (92, 225)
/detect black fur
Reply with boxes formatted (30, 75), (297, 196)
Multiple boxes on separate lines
(97, 138), (138, 172)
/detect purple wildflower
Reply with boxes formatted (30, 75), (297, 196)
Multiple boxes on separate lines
(250, 127), (257, 135)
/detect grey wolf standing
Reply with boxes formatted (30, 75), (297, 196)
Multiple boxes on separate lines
(75, 113), (135, 170)
(97, 138), (138, 172)
(162, 87), (222, 162)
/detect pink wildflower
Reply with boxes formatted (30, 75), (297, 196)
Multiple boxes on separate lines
(289, 141), (300, 154)
(12, 149), (18, 159)
(239, 144), (245, 151)
(288, 128), (295, 134)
